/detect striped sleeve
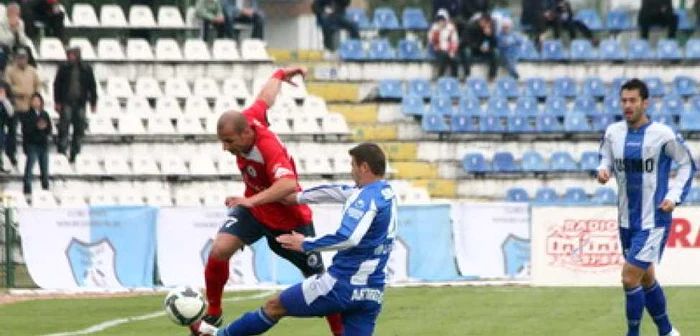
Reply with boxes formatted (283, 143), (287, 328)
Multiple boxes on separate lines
(302, 192), (376, 252)
(296, 184), (357, 204)
(664, 133), (697, 204)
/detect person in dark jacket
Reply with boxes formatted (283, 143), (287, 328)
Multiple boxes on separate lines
(22, 92), (51, 195)
(543, 0), (595, 42)
(20, 0), (65, 42)
(638, 0), (677, 39)
(520, 0), (546, 47)
(432, 0), (459, 19)
(0, 83), (13, 173)
(52, 47), (97, 163)
(459, 0), (489, 22)
(461, 13), (498, 80)
(312, 0), (359, 56)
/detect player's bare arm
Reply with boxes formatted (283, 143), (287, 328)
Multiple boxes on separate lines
(225, 178), (297, 208)
(256, 67), (307, 107)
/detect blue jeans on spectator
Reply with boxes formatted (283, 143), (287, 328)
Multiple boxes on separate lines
(201, 20), (232, 41)
(317, 13), (359, 51)
(23, 143), (49, 194)
(228, 11), (265, 40)
(499, 50), (520, 79)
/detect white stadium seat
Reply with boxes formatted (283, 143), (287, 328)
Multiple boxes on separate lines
(160, 155), (189, 175)
(89, 192), (117, 206)
(212, 39), (240, 61)
(240, 39), (270, 60)
(158, 6), (185, 28)
(135, 77), (164, 98)
(71, 4), (99, 27)
(215, 154), (238, 175)
(193, 78), (220, 99)
(204, 115), (219, 134)
(127, 38), (154, 60)
(174, 192), (202, 207)
(302, 95), (328, 116)
(103, 156), (132, 175)
(31, 191), (59, 208)
(148, 116), (176, 134)
(332, 152), (351, 174)
(129, 5), (156, 28)
(156, 96), (183, 116)
(97, 38), (125, 61)
(404, 187), (431, 204)
(49, 154), (73, 176)
(221, 78), (250, 100)
(177, 116), (205, 134)
(292, 115), (321, 134)
(188, 156), (217, 175)
(213, 96), (238, 113)
(156, 38), (183, 61)
(88, 115), (117, 135)
(203, 191), (227, 206)
(281, 75), (307, 99)
(100, 4), (128, 27)
(131, 156), (160, 175)
(68, 38), (96, 61)
(3, 190), (29, 208)
(106, 77), (133, 98)
(118, 115), (147, 135)
(74, 155), (103, 175)
(115, 191), (146, 206)
(58, 193), (88, 207)
(39, 38), (66, 61)
(97, 95), (122, 117)
(184, 96), (212, 116)
(267, 116), (292, 135)
(146, 190), (173, 206)
(164, 77), (192, 98)
(321, 113), (350, 134)
(126, 96), (152, 116)
(303, 153), (333, 175)
(184, 39), (211, 61)
(185, 6), (198, 27)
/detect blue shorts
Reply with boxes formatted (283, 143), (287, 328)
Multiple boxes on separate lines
(279, 273), (383, 336)
(619, 227), (670, 269)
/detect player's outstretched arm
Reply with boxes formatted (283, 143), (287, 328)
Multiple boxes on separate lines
(231, 178), (297, 208)
(256, 67), (306, 107)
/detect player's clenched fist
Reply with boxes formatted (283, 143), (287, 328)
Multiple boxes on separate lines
(658, 199), (676, 213)
(273, 67), (306, 86)
(597, 168), (610, 184)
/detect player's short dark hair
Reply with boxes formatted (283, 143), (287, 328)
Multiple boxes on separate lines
(349, 143), (386, 176)
(620, 78), (649, 100)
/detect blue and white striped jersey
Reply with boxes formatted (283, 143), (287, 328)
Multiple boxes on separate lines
(296, 181), (398, 287)
(598, 121), (697, 230)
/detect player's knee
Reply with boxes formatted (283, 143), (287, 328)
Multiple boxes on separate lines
(640, 273), (656, 288)
(210, 236), (242, 260)
(621, 272), (643, 288)
(262, 296), (286, 321)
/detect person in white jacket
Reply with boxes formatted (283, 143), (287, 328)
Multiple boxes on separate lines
(427, 8), (460, 78)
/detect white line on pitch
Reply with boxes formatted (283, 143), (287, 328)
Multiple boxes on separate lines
(42, 290), (275, 336)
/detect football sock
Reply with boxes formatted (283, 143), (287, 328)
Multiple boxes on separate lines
(217, 308), (277, 336)
(625, 286), (645, 336)
(325, 313), (343, 336)
(205, 256), (230, 316)
(644, 281), (672, 335)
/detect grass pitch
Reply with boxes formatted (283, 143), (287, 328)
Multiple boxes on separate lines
(1, 286), (699, 335)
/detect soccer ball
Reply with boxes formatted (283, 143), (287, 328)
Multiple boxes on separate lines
(164, 286), (207, 326)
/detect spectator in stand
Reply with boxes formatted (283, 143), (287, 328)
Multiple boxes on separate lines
(520, 0), (546, 47)
(4, 48), (39, 169)
(0, 84), (13, 173)
(20, 0), (65, 43)
(0, 3), (31, 54)
(222, 0), (265, 40)
(460, 0), (490, 22)
(195, 0), (231, 41)
(461, 13), (498, 80)
(638, 0), (677, 39)
(543, 0), (596, 44)
(53, 47), (97, 164)
(21, 92), (51, 195)
(496, 18), (524, 79)
(432, 0), (459, 19)
(428, 9), (460, 78)
(312, 0), (359, 59)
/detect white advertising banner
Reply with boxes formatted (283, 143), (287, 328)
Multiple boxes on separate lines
(531, 207), (700, 286)
(451, 202), (531, 279)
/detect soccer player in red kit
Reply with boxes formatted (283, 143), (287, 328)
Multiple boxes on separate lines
(190, 68), (343, 336)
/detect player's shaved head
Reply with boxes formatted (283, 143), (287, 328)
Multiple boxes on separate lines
(217, 111), (250, 135)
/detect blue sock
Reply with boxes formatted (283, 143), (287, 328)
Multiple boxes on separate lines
(216, 308), (277, 336)
(645, 281), (673, 335)
(625, 286), (645, 336)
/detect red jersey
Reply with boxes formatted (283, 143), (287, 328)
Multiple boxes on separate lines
(236, 100), (312, 231)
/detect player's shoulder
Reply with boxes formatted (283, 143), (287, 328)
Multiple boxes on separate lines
(358, 181), (395, 208)
(604, 121), (627, 135)
(647, 121), (677, 139)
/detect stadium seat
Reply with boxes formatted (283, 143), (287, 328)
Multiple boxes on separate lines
(368, 39), (395, 60)
(58, 193), (88, 207)
(515, 97), (538, 116)
(570, 39), (597, 60)
(657, 39), (683, 61)
(156, 97), (184, 117)
(212, 39), (240, 61)
(541, 40), (567, 61)
(627, 39), (655, 60)
(430, 95), (454, 115)
(521, 151), (547, 172)
(148, 116), (176, 134)
(562, 187), (588, 204)
(397, 39), (425, 60)
(685, 39), (700, 60)
(422, 113), (449, 132)
(222, 78), (250, 99)
(492, 152), (519, 172)
(135, 77), (163, 98)
(686, 187), (700, 204)
(463, 153), (491, 173)
(402, 7), (428, 30)
(32, 190), (59, 208)
(292, 115), (322, 134)
(479, 115), (505, 132)
(580, 151), (600, 171)
(174, 190), (202, 207)
(599, 39), (626, 61)
(145, 190), (173, 207)
(537, 115), (563, 132)
(378, 79), (403, 99)
(126, 38), (154, 60)
(517, 39), (539, 61)
(345, 8), (373, 30)
(39, 37), (66, 60)
(373, 7), (400, 30)
(164, 78), (192, 99)
(160, 155), (188, 175)
(662, 95), (685, 115)
(672, 76), (697, 97)
(302, 95), (329, 116)
(322, 113), (350, 134)
(508, 115), (534, 132)
(74, 155), (103, 175)
(644, 77), (665, 97)
(241, 39), (270, 60)
(49, 154), (73, 176)
(523, 77), (548, 99)
(544, 96), (568, 116)
(184, 39), (211, 60)
(605, 10), (631, 31)
(690, 96), (700, 114)
(550, 151), (578, 171)
(126, 96), (152, 116)
(88, 115), (117, 135)
(564, 113), (591, 132)
(97, 38), (125, 61)
(552, 77), (577, 98)
(574, 9), (603, 30)
(267, 115), (292, 135)
(613, 76), (630, 95)
(680, 113), (700, 131)
(506, 188), (529, 202)
(604, 94), (622, 115)
(408, 79), (432, 99)
(534, 187), (558, 204)
(451, 115), (474, 132)
(118, 115), (147, 135)
(71, 3), (99, 27)
(458, 96), (482, 115)
(97, 96), (121, 117)
(466, 78), (490, 99)
(573, 96), (599, 115)
(69, 38), (96, 61)
(100, 4), (127, 27)
(158, 6), (185, 28)
(404, 187), (431, 204)
(156, 38), (183, 61)
(106, 77), (133, 98)
(494, 77), (519, 99)
(401, 95), (425, 115)
(581, 77), (606, 98)
(676, 9), (695, 30)
(193, 78), (221, 99)
(129, 5), (157, 28)
(104, 157), (132, 175)
(339, 39), (366, 60)
(437, 77), (461, 99)
(188, 155), (217, 176)
(177, 116), (206, 135)
(592, 114), (615, 131)
(487, 97), (510, 115)
(302, 153), (334, 175)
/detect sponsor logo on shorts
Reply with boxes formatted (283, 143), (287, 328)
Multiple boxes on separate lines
(351, 288), (383, 304)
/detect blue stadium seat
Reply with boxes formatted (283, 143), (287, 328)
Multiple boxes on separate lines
(581, 77), (606, 98)
(466, 78), (490, 99)
(368, 39), (395, 60)
(680, 113), (700, 131)
(541, 40), (568, 61)
(673, 76), (698, 97)
(487, 97), (511, 115)
(562, 187), (588, 204)
(574, 9), (603, 30)
(644, 77), (665, 97)
(430, 95), (455, 115)
(523, 77), (548, 99)
(564, 113), (591, 132)
(401, 94), (425, 116)
(574, 96), (599, 115)
(537, 115), (563, 132)
(591, 187), (617, 205)
(373, 7), (400, 30)
(603, 95), (621, 115)
(338, 39), (366, 60)
(580, 151), (600, 171)
(627, 39), (655, 60)
(550, 151), (578, 171)
(515, 97), (539, 116)
(397, 39), (425, 60)
(402, 7), (428, 30)
(651, 113), (677, 130)
(495, 77), (519, 99)
(508, 115), (535, 132)
(518, 39), (540, 61)
(657, 39), (683, 61)
(492, 152), (520, 172)
(534, 187), (558, 204)
(544, 96), (568, 116)
(599, 39), (626, 61)
(459, 96), (483, 115)
(676, 9), (696, 30)
(592, 114), (615, 131)
(521, 151), (548, 172)
(506, 188), (530, 202)
(345, 8), (373, 30)
(611, 76), (629, 94)
(463, 153), (490, 173)
(661, 95), (685, 115)
(606, 10), (632, 31)
(378, 79), (403, 99)
(686, 187), (700, 204)
(437, 77), (461, 99)
(408, 79), (432, 99)
(646, 98), (660, 115)
(479, 115), (506, 132)
(686, 39), (700, 60)
(552, 77), (577, 98)
(451, 115), (475, 132)
(690, 96), (700, 114)
(570, 39), (597, 61)
(422, 113), (449, 132)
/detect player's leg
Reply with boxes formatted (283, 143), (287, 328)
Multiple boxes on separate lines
(619, 227), (646, 336)
(640, 227), (678, 336)
(341, 305), (382, 336)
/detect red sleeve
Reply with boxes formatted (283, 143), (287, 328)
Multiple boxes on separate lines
(261, 140), (298, 183)
(243, 100), (269, 127)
